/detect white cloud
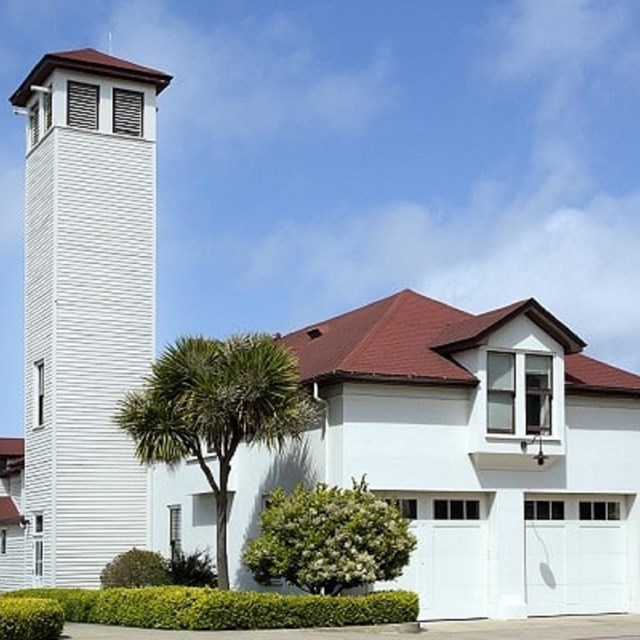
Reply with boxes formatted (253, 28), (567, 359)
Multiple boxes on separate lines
(103, 0), (396, 149)
(238, 182), (640, 373)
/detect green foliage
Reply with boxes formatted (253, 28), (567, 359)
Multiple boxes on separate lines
(100, 548), (171, 588)
(115, 334), (318, 589)
(244, 479), (417, 595)
(170, 549), (218, 587)
(4, 589), (98, 622)
(0, 597), (64, 640)
(5, 587), (417, 630)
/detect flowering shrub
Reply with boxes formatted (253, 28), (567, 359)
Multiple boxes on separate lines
(243, 479), (417, 595)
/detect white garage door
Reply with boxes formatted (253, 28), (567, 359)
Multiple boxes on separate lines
(525, 495), (628, 616)
(378, 494), (489, 620)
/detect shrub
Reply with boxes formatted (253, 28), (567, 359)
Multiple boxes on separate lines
(170, 549), (217, 587)
(5, 587), (418, 630)
(100, 548), (170, 588)
(5, 589), (98, 622)
(244, 478), (417, 594)
(0, 597), (64, 640)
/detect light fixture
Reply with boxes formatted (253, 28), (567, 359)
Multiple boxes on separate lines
(520, 430), (550, 466)
(19, 515), (30, 528)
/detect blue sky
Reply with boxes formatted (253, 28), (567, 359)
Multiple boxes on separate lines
(1, 1), (640, 437)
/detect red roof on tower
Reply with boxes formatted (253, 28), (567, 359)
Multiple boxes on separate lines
(10, 48), (172, 107)
(0, 438), (24, 458)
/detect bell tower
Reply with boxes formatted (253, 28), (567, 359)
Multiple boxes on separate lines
(10, 49), (171, 587)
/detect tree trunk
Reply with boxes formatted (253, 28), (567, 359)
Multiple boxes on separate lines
(216, 461), (230, 590)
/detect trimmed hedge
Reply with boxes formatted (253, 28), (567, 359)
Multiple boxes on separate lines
(6, 588), (98, 623)
(0, 597), (64, 640)
(6, 587), (418, 630)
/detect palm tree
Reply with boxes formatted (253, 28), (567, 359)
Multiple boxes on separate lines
(115, 333), (318, 590)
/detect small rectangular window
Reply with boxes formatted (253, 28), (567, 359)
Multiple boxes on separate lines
(579, 500), (621, 521)
(35, 514), (43, 534)
(34, 539), (43, 577)
(35, 361), (45, 427)
(394, 499), (417, 520)
(434, 499), (448, 520)
(434, 499), (480, 521)
(526, 500), (565, 521)
(113, 89), (144, 137)
(594, 501), (607, 520)
(168, 505), (182, 560)
(487, 352), (515, 433)
(67, 81), (99, 130)
(579, 501), (592, 520)
(607, 502), (621, 521)
(0, 529), (6, 555)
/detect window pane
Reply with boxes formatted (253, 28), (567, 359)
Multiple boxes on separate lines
(488, 392), (514, 432)
(526, 356), (552, 388)
(35, 515), (43, 533)
(434, 500), (448, 520)
(536, 501), (550, 520)
(579, 502), (592, 520)
(465, 501), (480, 520)
(593, 502), (606, 520)
(399, 499), (418, 520)
(524, 500), (534, 520)
(450, 500), (464, 520)
(551, 501), (565, 520)
(607, 502), (620, 521)
(488, 352), (514, 390)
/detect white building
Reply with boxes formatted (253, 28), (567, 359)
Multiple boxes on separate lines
(4, 49), (640, 621)
(7, 48), (171, 588)
(151, 290), (640, 620)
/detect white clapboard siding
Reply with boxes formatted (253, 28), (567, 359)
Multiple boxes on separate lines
(0, 525), (26, 592)
(52, 127), (153, 587)
(24, 132), (56, 588)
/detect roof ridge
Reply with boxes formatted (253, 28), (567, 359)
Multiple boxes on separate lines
(337, 290), (411, 371)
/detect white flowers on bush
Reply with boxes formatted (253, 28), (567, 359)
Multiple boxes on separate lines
(243, 478), (417, 595)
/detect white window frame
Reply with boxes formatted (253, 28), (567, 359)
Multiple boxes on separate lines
(168, 505), (182, 560)
(0, 529), (6, 555)
(33, 514), (44, 578)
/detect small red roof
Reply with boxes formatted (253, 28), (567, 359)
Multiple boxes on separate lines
(10, 48), (172, 107)
(0, 438), (24, 457)
(0, 497), (20, 524)
(280, 289), (640, 396)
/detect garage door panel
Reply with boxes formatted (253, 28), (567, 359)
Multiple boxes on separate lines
(525, 496), (628, 616)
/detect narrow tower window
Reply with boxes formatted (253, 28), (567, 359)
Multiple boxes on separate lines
(67, 81), (99, 130)
(29, 102), (40, 147)
(35, 361), (45, 427)
(43, 88), (52, 131)
(526, 355), (552, 434)
(113, 89), (144, 137)
(34, 514), (44, 578)
(0, 529), (6, 555)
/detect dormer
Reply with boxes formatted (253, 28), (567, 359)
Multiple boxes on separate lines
(433, 299), (586, 470)
(9, 48), (172, 152)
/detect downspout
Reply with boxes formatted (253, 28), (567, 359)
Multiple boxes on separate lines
(313, 382), (330, 483)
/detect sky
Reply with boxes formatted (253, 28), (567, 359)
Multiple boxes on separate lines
(1, 0), (640, 437)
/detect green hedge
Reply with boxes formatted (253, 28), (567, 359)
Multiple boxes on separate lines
(0, 597), (64, 640)
(6, 587), (417, 630)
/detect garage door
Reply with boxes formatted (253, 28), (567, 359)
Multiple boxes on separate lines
(378, 494), (489, 620)
(525, 495), (628, 616)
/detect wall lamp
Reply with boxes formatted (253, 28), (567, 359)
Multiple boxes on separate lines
(520, 431), (550, 466)
(19, 515), (30, 528)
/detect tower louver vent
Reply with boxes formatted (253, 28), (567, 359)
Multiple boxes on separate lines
(67, 81), (99, 130)
(29, 104), (39, 147)
(43, 90), (52, 131)
(113, 89), (143, 137)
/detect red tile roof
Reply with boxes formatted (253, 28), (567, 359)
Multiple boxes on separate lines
(281, 289), (477, 385)
(566, 354), (640, 396)
(0, 438), (24, 457)
(10, 48), (172, 107)
(280, 289), (640, 396)
(0, 497), (20, 524)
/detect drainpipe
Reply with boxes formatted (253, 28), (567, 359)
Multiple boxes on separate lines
(312, 382), (330, 483)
